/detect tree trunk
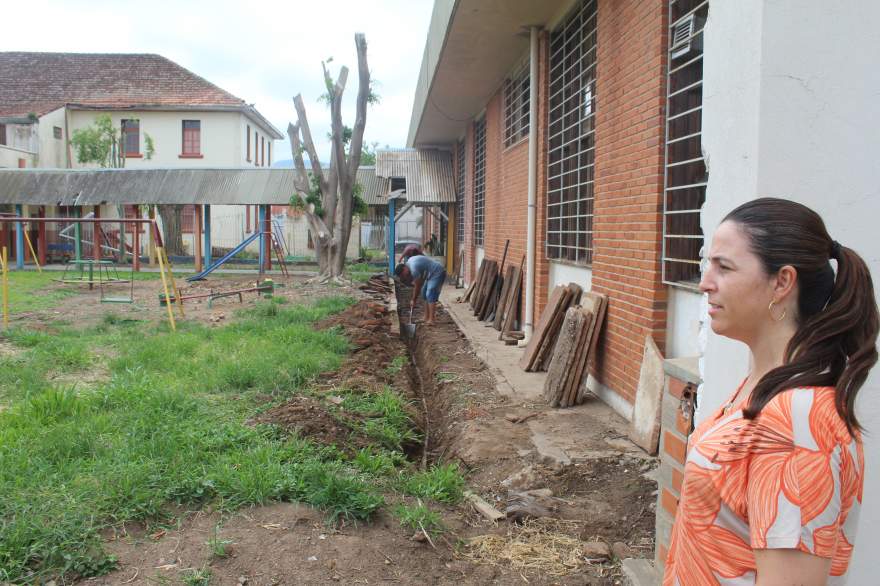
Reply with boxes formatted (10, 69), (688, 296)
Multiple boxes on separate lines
(157, 205), (186, 256)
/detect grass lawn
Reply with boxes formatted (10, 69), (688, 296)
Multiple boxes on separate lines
(0, 288), (461, 582)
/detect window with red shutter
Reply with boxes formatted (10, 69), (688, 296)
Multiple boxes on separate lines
(182, 120), (201, 155)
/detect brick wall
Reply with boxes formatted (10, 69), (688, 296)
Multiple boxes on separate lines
(655, 366), (699, 576)
(450, 1), (668, 407)
(591, 0), (668, 404)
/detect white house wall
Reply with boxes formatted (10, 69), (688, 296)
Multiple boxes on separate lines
(701, 1), (880, 581)
(69, 110), (245, 167)
(37, 107), (67, 168)
(0, 145), (34, 168)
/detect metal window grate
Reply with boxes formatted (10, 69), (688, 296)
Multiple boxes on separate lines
(473, 118), (486, 247)
(546, 0), (598, 264)
(663, 0), (709, 286)
(456, 139), (466, 246)
(503, 58), (530, 148)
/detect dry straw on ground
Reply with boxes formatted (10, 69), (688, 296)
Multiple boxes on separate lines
(459, 518), (587, 576)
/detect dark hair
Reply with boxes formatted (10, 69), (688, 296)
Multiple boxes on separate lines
(724, 197), (879, 434)
(393, 263), (407, 278)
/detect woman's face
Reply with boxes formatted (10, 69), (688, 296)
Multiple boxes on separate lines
(699, 221), (778, 344)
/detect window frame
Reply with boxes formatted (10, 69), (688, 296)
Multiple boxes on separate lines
(181, 120), (202, 157)
(503, 57), (530, 148)
(246, 124), (252, 161)
(0, 124), (7, 146)
(456, 138), (466, 248)
(122, 119), (140, 157)
(545, 0), (598, 265)
(472, 116), (487, 247)
(662, 0), (709, 288)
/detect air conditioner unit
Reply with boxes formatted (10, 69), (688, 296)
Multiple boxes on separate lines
(671, 13), (706, 60)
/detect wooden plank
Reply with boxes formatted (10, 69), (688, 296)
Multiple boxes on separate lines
(462, 259), (485, 304)
(578, 293), (608, 404)
(543, 308), (584, 406)
(518, 285), (568, 370)
(531, 288), (573, 371)
(499, 257), (525, 338)
(499, 272), (521, 338)
(492, 266), (515, 330)
(561, 308), (594, 408)
(534, 283), (582, 371)
(475, 261), (498, 317)
(628, 335), (665, 454)
(469, 260), (489, 310)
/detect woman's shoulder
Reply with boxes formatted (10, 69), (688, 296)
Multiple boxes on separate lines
(758, 386), (856, 447)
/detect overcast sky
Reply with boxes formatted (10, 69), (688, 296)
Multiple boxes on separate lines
(1, 0), (434, 165)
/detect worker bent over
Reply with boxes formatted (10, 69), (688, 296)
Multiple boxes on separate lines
(394, 255), (446, 325)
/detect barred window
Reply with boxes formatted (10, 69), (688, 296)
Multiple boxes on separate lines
(456, 139), (466, 246)
(663, 0), (708, 286)
(503, 58), (530, 148)
(546, 0), (598, 264)
(472, 118), (486, 247)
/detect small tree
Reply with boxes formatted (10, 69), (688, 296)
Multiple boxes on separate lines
(288, 33), (371, 282)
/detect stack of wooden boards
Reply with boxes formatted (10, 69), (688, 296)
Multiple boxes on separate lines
(518, 283), (584, 372)
(460, 253), (524, 343)
(517, 283), (608, 408)
(542, 291), (607, 407)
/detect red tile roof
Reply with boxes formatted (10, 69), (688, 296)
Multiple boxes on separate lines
(0, 52), (246, 118)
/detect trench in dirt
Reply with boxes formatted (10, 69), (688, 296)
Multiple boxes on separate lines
(90, 276), (657, 585)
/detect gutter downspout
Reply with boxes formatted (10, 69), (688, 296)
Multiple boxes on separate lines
(521, 26), (540, 345)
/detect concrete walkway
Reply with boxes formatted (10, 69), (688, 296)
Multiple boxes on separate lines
(440, 287), (660, 585)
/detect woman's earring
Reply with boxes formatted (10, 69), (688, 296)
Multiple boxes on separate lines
(768, 300), (786, 322)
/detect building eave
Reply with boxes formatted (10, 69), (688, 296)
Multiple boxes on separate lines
(407, 0), (573, 147)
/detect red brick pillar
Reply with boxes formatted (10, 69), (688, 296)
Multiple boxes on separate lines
(654, 361), (699, 575)
(591, 0), (669, 403)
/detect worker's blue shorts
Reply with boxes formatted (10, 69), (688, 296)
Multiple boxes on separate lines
(421, 271), (446, 303)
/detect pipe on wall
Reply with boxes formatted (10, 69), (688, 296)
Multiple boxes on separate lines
(522, 26), (540, 343)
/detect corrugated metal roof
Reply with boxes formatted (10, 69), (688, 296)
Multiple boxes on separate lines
(0, 167), (390, 206)
(375, 148), (455, 204)
(356, 166), (390, 206)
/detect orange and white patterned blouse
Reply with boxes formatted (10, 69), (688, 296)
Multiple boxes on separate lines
(663, 385), (864, 585)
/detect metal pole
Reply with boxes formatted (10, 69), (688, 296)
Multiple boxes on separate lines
(257, 205), (266, 273)
(204, 204), (212, 270)
(74, 208), (82, 262)
(388, 198), (396, 274)
(194, 205), (203, 273)
(15, 205), (23, 269)
(522, 26), (540, 344)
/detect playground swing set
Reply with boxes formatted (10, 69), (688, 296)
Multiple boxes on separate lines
(0, 210), (287, 330)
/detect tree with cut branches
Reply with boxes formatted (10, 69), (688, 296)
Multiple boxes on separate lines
(288, 33), (371, 281)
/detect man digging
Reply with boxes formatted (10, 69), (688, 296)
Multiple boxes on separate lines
(394, 255), (446, 325)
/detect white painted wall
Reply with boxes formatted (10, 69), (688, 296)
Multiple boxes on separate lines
(701, 1), (880, 581)
(37, 107), (67, 168)
(665, 287), (702, 359)
(548, 261), (591, 291)
(69, 110), (246, 168)
(0, 145), (34, 168)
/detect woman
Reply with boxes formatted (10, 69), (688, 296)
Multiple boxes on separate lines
(664, 198), (878, 585)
